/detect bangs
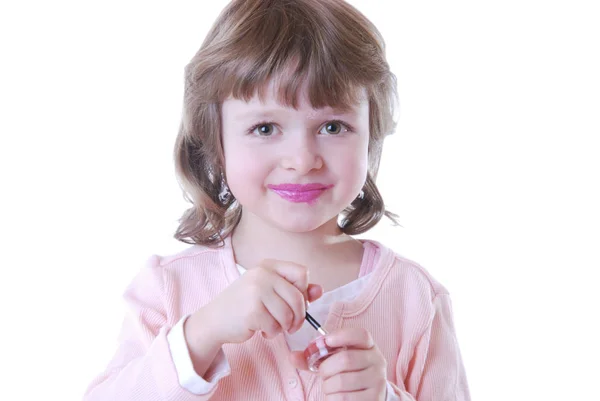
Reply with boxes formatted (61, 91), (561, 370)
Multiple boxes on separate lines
(225, 56), (366, 112)
(195, 0), (388, 110)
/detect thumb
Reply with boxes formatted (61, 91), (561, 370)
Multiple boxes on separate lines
(288, 350), (310, 371)
(307, 284), (323, 303)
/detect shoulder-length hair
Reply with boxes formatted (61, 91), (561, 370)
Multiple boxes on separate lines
(174, 0), (399, 247)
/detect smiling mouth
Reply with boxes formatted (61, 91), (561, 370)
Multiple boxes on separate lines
(267, 183), (334, 204)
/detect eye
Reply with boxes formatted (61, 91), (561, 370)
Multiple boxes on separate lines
(319, 121), (348, 135)
(249, 122), (278, 137)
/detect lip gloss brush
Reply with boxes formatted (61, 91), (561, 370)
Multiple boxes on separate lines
(305, 312), (328, 336)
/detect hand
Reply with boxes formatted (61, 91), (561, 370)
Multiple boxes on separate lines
(289, 328), (388, 401)
(187, 259), (323, 346)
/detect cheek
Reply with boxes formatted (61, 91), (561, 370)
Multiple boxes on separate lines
(223, 145), (270, 197)
(343, 156), (368, 192)
(329, 138), (369, 183)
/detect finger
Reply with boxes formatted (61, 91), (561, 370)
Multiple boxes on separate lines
(307, 283), (323, 303)
(255, 304), (282, 339)
(260, 329), (280, 340)
(271, 275), (306, 333)
(317, 349), (375, 380)
(288, 350), (309, 371)
(323, 387), (380, 401)
(325, 327), (374, 349)
(322, 365), (383, 394)
(260, 288), (295, 334)
(262, 259), (309, 300)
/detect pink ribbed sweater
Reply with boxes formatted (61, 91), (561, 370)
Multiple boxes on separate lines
(83, 237), (470, 400)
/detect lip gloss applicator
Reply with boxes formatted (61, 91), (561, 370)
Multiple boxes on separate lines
(303, 312), (345, 372)
(305, 312), (327, 336)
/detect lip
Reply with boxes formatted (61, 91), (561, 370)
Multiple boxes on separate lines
(268, 183), (332, 192)
(267, 183), (333, 204)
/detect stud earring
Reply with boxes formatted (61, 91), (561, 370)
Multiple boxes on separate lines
(357, 189), (365, 200)
(218, 181), (231, 204)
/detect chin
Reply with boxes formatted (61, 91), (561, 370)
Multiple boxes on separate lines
(263, 209), (336, 233)
(270, 216), (325, 233)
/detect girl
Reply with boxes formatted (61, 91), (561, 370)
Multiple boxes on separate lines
(83, 0), (470, 400)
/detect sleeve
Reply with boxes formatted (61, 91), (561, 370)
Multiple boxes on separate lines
(385, 380), (409, 401)
(167, 314), (231, 394)
(388, 293), (471, 401)
(82, 256), (230, 401)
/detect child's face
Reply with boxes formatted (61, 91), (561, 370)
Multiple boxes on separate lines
(221, 81), (369, 233)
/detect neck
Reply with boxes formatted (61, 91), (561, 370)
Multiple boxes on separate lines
(230, 210), (357, 270)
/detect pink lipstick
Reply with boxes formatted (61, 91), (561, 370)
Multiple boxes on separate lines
(267, 183), (333, 204)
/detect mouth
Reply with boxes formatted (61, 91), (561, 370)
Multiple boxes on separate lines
(267, 183), (334, 204)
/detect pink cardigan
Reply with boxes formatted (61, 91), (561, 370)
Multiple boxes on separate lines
(83, 237), (470, 400)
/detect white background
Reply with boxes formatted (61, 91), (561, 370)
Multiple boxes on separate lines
(1, 1), (599, 400)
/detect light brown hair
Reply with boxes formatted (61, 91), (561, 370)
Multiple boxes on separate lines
(174, 0), (399, 247)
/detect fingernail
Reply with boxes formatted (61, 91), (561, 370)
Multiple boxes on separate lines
(306, 300), (311, 309)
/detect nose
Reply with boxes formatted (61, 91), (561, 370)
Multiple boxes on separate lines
(279, 135), (324, 174)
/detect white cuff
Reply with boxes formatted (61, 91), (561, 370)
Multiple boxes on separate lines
(385, 380), (404, 401)
(167, 314), (230, 395)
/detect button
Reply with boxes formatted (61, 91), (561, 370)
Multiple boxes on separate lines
(287, 378), (298, 388)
